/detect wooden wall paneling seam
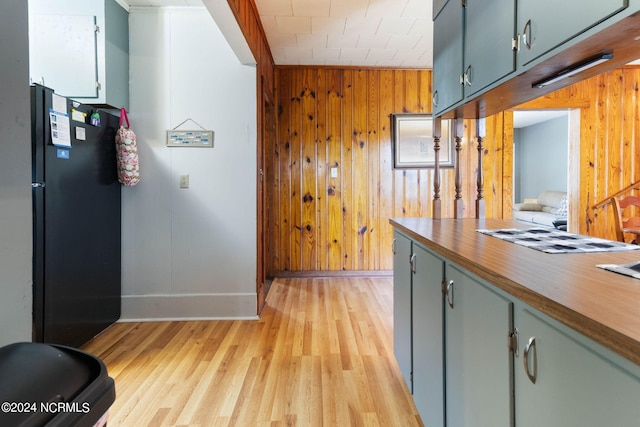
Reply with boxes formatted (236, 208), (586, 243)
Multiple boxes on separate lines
(392, 71), (405, 221)
(353, 70), (369, 270)
(317, 70), (329, 271)
(368, 72), (381, 270)
(342, 70), (354, 271)
(379, 70), (394, 270)
(278, 70), (292, 271)
(301, 68), (318, 270)
(582, 84), (597, 236)
(327, 70), (344, 270)
(594, 73), (609, 238)
(290, 71), (302, 270)
(268, 91), (280, 275)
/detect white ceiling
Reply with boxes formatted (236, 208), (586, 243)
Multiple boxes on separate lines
(254, 0), (433, 67)
(122, 0), (433, 67)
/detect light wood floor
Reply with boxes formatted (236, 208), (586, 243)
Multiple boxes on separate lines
(82, 277), (423, 427)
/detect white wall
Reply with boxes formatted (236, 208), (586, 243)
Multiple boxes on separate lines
(122, 6), (257, 320)
(0, 1), (33, 345)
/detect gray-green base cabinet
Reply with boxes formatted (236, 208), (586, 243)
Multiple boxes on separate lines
(392, 231), (413, 391)
(392, 231), (445, 426)
(445, 264), (514, 427)
(515, 305), (640, 427)
(412, 243), (445, 426)
(393, 230), (640, 426)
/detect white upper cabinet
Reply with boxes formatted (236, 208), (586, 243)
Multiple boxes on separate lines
(28, 0), (129, 109)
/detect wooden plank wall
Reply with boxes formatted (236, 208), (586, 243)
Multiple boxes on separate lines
(269, 66), (640, 272)
(516, 67), (640, 241)
(580, 67), (640, 239)
(270, 68), (508, 272)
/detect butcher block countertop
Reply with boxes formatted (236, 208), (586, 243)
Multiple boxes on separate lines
(390, 218), (640, 366)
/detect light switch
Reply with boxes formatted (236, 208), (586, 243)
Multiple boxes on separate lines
(330, 167), (338, 178)
(180, 175), (189, 188)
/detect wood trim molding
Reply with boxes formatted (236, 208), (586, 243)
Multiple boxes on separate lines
(275, 270), (393, 278)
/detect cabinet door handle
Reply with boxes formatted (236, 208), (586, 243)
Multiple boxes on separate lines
(433, 90), (439, 108)
(523, 336), (537, 384)
(522, 19), (532, 50)
(508, 327), (519, 357)
(446, 280), (454, 309)
(464, 65), (473, 86)
(392, 238), (396, 255)
(410, 253), (416, 274)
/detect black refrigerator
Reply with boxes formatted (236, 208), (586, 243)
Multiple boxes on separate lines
(31, 84), (121, 348)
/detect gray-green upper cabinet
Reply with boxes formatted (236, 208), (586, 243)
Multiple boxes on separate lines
(464, 0), (516, 98)
(433, 0), (517, 115)
(516, 0), (628, 67)
(432, 0), (464, 115)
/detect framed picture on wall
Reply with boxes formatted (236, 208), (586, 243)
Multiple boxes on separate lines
(391, 113), (454, 169)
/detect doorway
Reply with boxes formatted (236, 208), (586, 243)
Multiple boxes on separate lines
(512, 109), (580, 232)
(513, 110), (569, 202)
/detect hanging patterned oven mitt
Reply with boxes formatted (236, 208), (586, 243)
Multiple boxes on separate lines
(115, 107), (140, 186)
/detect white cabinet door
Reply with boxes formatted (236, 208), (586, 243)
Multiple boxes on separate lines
(445, 264), (514, 427)
(515, 306), (640, 427)
(412, 244), (444, 426)
(28, 0), (129, 109)
(30, 14), (98, 98)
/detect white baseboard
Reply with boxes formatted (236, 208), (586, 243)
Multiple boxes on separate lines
(120, 293), (258, 321)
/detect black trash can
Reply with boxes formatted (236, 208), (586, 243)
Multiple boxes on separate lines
(0, 342), (115, 427)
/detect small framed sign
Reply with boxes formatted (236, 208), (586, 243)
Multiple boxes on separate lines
(166, 118), (214, 147)
(166, 130), (214, 147)
(391, 113), (454, 169)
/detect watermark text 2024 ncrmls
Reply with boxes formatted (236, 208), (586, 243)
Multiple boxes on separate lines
(1, 401), (91, 414)
(41, 401), (90, 414)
